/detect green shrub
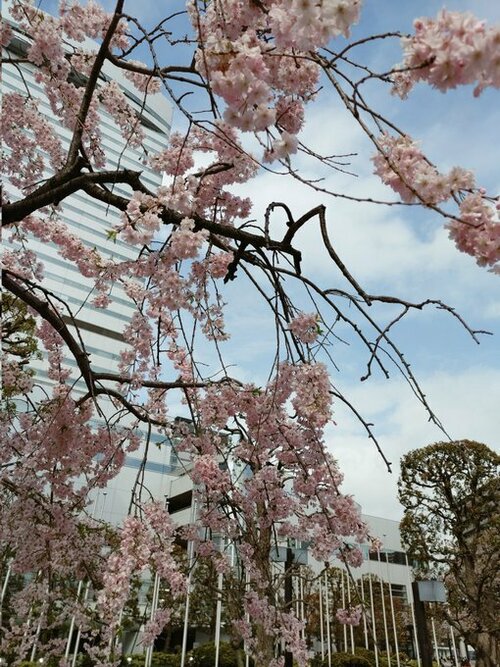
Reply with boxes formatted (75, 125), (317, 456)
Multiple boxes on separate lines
(353, 648), (377, 666)
(151, 652), (182, 667)
(122, 654), (181, 667)
(76, 655), (95, 667)
(331, 653), (372, 667)
(190, 641), (240, 667)
(311, 653), (372, 667)
(123, 656), (146, 667)
(18, 660), (60, 667)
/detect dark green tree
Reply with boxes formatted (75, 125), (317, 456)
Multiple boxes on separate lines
(398, 440), (500, 667)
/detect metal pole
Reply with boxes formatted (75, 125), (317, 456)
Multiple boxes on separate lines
(385, 553), (400, 667)
(66, 494), (100, 659)
(64, 580), (83, 659)
(449, 626), (459, 667)
(325, 571), (332, 667)
(284, 547), (293, 667)
(341, 570), (348, 652)
(180, 497), (196, 667)
(72, 494), (107, 666)
(431, 617), (441, 667)
(0, 560), (12, 630)
(71, 580), (91, 667)
(294, 574), (300, 621)
(145, 572), (161, 667)
(244, 569), (250, 667)
(405, 554), (421, 667)
(368, 574), (379, 667)
(299, 575), (305, 642)
(346, 572), (355, 654)
(214, 570), (224, 667)
(360, 576), (369, 650)
(319, 577), (325, 659)
(29, 599), (47, 662)
(377, 551), (391, 666)
(20, 569), (42, 657)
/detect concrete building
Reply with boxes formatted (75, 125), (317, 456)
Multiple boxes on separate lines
(3, 4), (187, 521)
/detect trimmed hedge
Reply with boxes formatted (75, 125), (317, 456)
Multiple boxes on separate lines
(311, 653), (372, 667)
(190, 641), (243, 667)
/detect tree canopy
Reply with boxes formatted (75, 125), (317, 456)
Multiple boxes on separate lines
(1, 0), (499, 664)
(398, 440), (500, 667)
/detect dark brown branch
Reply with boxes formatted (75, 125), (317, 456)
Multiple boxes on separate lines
(66, 0), (126, 164)
(105, 49), (198, 78)
(3, 270), (240, 422)
(3, 270), (95, 394)
(3, 169), (144, 227)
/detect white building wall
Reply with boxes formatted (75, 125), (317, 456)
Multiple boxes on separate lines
(3, 9), (186, 522)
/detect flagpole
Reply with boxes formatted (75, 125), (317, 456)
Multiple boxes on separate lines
(145, 572), (161, 667)
(180, 497), (197, 667)
(404, 553), (421, 667)
(431, 616), (441, 667)
(346, 572), (355, 654)
(299, 574), (305, 642)
(341, 570), (348, 652)
(319, 577), (325, 660)
(214, 569), (224, 667)
(449, 625), (459, 667)
(325, 571), (332, 667)
(360, 576), (369, 650)
(368, 573), (379, 667)
(72, 492), (107, 666)
(384, 552), (400, 667)
(377, 550), (391, 666)
(0, 560), (12, 635)
(244, 568), (250, 667)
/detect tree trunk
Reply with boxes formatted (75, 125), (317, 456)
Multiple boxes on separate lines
(473, 631), (498, 667)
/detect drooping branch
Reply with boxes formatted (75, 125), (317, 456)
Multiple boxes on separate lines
(2, 270), (95, 395)
(2, 270), (240, 416)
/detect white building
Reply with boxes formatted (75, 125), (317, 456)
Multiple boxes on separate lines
(3, 4), (184, 523)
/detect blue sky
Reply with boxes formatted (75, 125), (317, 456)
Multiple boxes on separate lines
(217, 0), (500, 519)
(37, 0), (500, 520)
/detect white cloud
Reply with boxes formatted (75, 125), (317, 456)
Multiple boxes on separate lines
(483, 301), (500, 319)
(328, 366), (500, 521)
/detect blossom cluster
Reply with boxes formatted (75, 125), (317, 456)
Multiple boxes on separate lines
(189, 0), (362, 161)
(372, 133), (475, 205)
(22, 215), (106, 278)
(392, 10), (500, 98)
(336, 604), (363, 625)
(100, 80), (145, 147)
(5, 0), (150, 169)
(151, 122), (257, 226)
(372, 134), (499, 270)
(289, 312), (320, 344)
(448, 194), (500, 273)
(1, 92), (64, 191)
(174, 360), (367, 666)
(99, 502), (185, 644)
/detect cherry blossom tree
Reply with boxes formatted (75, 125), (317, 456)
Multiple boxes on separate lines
(1, 1), (499, 665)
